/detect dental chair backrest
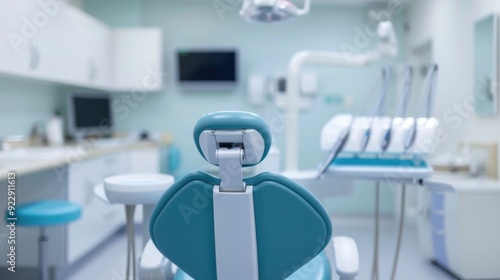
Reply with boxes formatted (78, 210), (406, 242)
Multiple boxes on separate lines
(149, 111), (332, 280)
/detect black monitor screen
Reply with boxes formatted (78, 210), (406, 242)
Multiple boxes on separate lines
(177, 51), (237, 82)
(73, 96), (112, 129)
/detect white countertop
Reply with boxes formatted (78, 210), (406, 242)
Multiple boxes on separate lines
(429, 172), (500, 194)
(0, 137), (172, 180)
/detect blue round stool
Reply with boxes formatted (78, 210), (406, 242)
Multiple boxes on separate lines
(8, 200), (81, 280)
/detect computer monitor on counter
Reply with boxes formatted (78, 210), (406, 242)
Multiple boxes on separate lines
(67, 92), (113, 139)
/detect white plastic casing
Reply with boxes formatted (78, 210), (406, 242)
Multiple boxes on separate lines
(384, 117), (414, 154)
(332, 237), (359, 280)
(321, 114), (353, 151)
(213, 185), (259, 280)
(321, 115), (439, 155)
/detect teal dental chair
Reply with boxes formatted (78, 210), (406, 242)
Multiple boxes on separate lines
(139, 111), (359, 280)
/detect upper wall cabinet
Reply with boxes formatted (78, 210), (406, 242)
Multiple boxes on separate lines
(0, 0), (32, 75)
(112, 29), (163, 92)
(0, 1), (163, 92)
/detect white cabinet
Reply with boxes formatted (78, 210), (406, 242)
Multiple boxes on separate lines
(67, 153), (127, 264)
(29, 2), (80, 82)
(0, 2), (162, 91)
(417, 176), (500, 279)
(112, 28), (163, 91)
(129, 148), (161, 173)
(0, 0), (32, 75)
(81, 18), (112, 87)
(46, 4), (111, 86)
(26, 2), (112, 87)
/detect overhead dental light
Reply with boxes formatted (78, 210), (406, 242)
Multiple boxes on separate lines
(240, 0), (311, 23)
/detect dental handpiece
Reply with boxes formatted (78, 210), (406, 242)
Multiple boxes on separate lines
(383, 65), (413, 155)
(380, 126), (392, 153)
(404, 63), (437, 152)
(359, 127), (371, 155)
(404, 122), (417, 152)
(316, 127), (350, 179)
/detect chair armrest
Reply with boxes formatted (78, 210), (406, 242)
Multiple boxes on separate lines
(332, 236), (359, 280)
(139, 240), (173, 280)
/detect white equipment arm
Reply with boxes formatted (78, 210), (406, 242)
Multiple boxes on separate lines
(284, 21), (398, 171)
(333, 236), (359, 280)
(139, 240), (173, 280)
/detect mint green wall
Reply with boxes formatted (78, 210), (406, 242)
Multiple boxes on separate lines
(0, 79), (61, 137)
(85, 0), (142, 27)
(85, 0), (408, 215)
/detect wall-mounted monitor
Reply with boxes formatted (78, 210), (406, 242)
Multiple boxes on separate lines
(67, 92), (113, 138)
(176, 48), (238, 88)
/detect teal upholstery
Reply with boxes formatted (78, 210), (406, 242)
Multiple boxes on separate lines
(193, 111), (272, 167)
(247, 172), (331, 279)
(173, 251), (331, 280)
(9, 200), (81, 227)
(150, 171), (218, 279)
(174, 270), (193, 280)
(287, 251), (332, 280)
(150, 171), (332, 280)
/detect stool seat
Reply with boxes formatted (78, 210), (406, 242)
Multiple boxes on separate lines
(14, 200), (81, 227)
(104, 173), (174, 205)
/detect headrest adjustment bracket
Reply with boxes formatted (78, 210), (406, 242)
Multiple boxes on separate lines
(217, 147), (246, 192)
(199, 129), (266, 167)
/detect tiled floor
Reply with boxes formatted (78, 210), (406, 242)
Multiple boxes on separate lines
(67, 217), (457, 280)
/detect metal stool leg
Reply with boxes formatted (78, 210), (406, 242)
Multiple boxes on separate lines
(39, 227), (48, 280)
(142, 204), (154, 248)
(125, 205), (137, 280)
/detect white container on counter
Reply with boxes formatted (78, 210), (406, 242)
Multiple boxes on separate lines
(46, 112), (64, 146)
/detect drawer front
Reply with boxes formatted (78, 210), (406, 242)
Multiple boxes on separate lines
(430, 208), (445, 229)
(430, 191), (445, 210)
(432, 228), (448, 268)
(430, 191), (448, 268)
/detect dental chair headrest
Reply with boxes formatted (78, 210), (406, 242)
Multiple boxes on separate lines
(193, 111), (272, 167)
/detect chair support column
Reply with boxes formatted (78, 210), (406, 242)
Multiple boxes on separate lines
(39, 227), (48, 280)
(142, 204), (154, 248)
(125, 205), (137, 280)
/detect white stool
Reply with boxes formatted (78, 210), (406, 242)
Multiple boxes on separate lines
(95, 173), (174, 280)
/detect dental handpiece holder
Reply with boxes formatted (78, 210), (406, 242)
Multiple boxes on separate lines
(319, 64), (439, 180)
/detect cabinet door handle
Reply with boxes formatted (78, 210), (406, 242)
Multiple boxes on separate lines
(84, 179), (95, 206)
(34, 40), (41, 69)
(28, 40), (39, 70)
